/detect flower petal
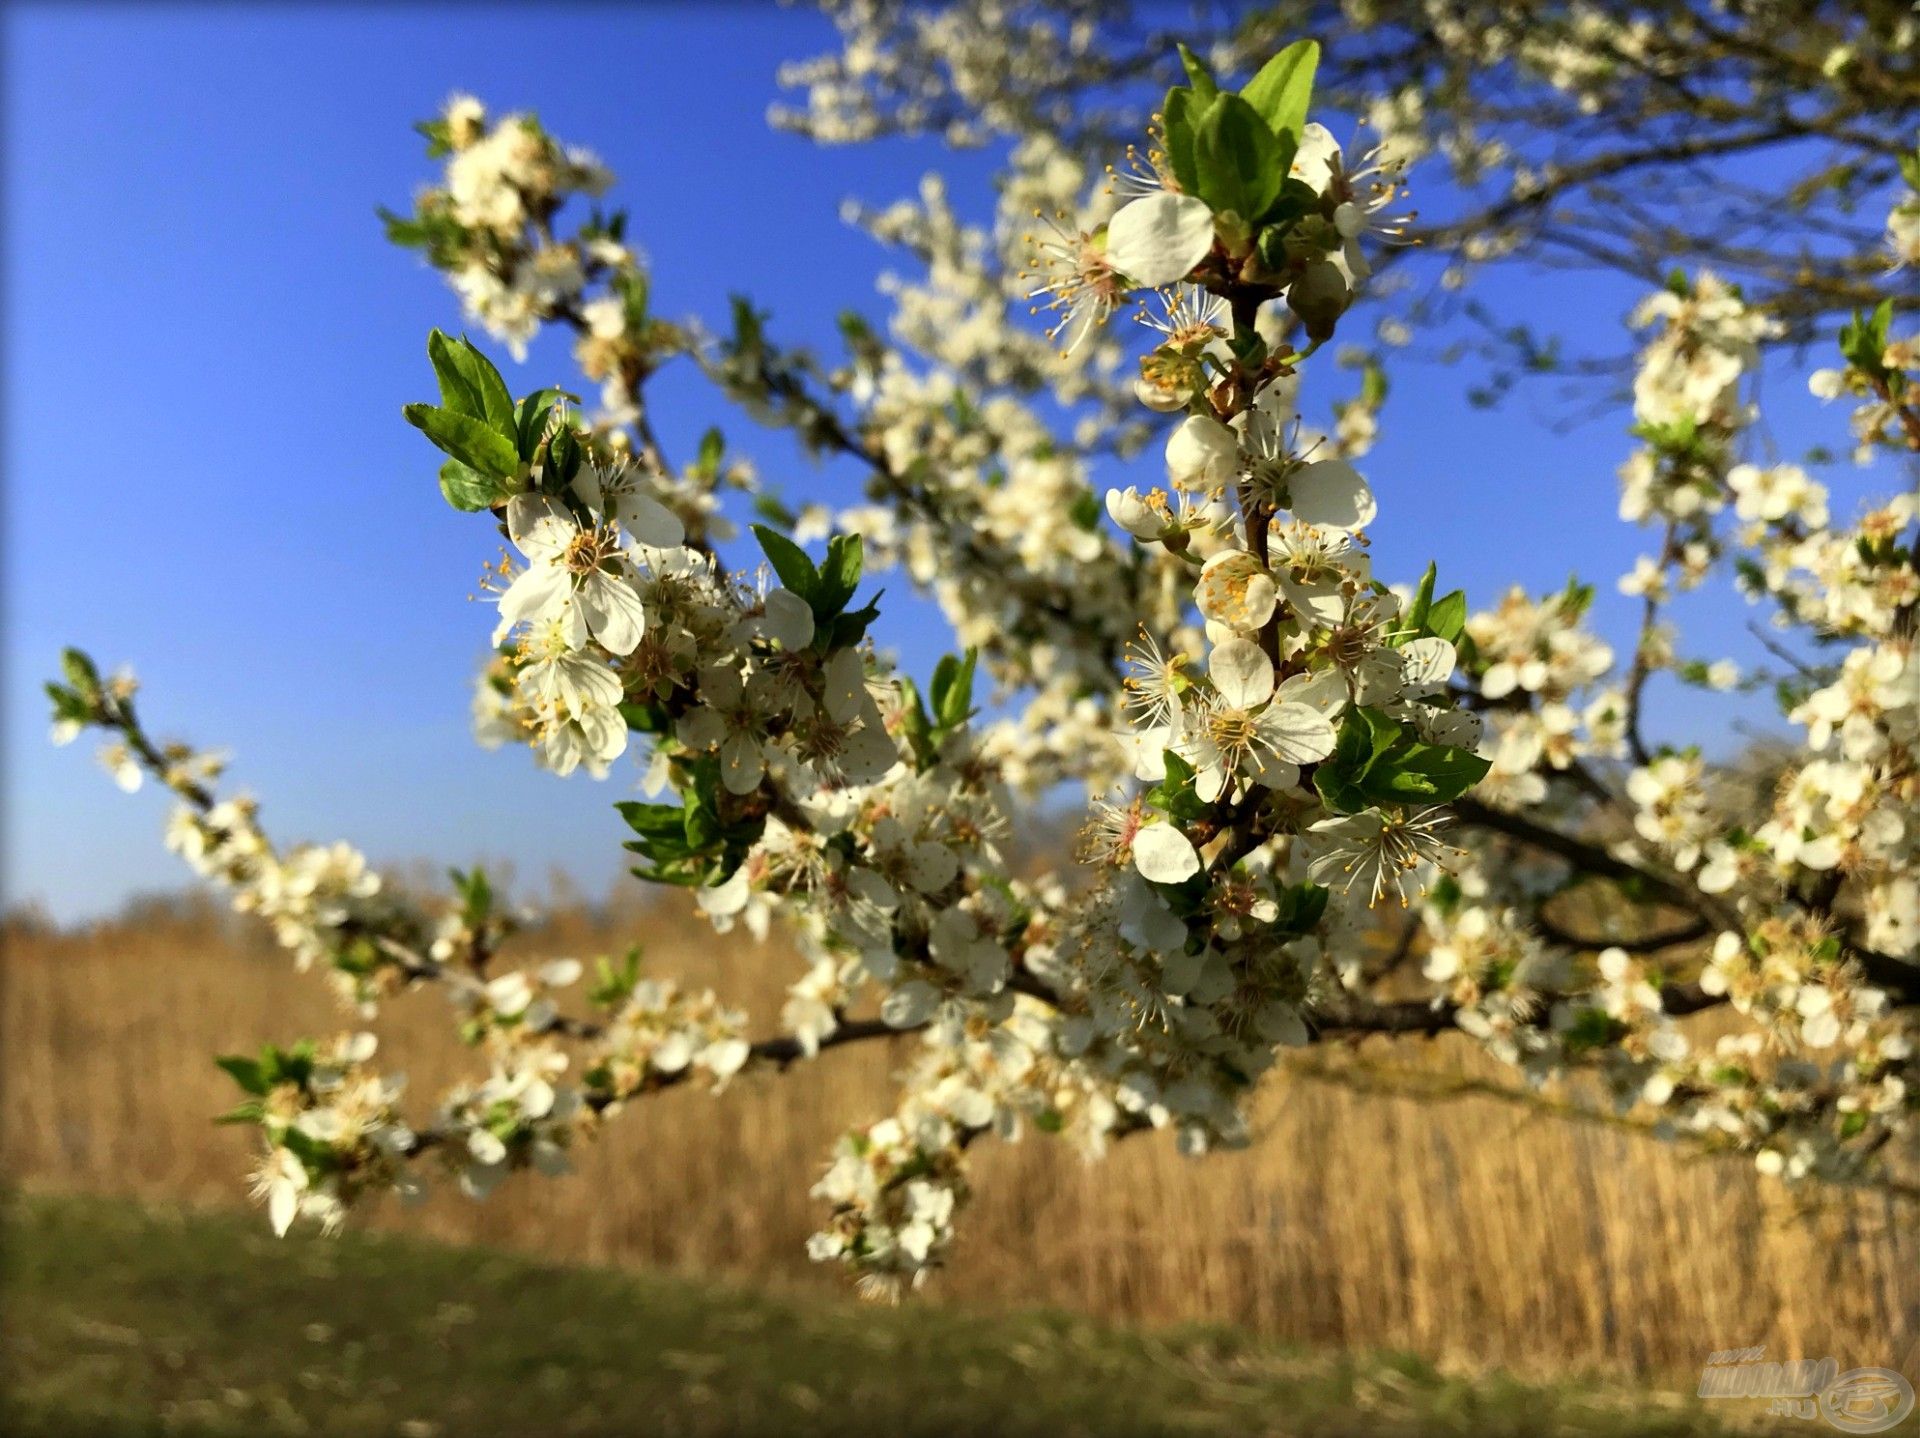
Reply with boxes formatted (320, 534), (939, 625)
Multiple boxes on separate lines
(1288, 459), (1377, 531)
(1165, 414), (1238, 491)
(1132, 822), (1201, 884)
(616, 491), (685, 549)
(507, 494), (576, 560)
(1265, 701), (1337, 763)
(1107, 193), (1215, 289)
(1209, 637), (1275, 709)
(578, 572), (647, 655)
(1196, 551), (1278, 632)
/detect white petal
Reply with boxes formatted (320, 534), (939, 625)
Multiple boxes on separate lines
(720, 734), (766, 793)
(1287, 459), (1376, 531)
(616, 491), (685, 549)
(1274, 667), (1348, 719)
(1399, 637), (1457, 692)
(1290, 123), (1340, 194)
(1264, 702), (1337, 764)
(1106, 193), (1215, 289)
(701, 1037), (751, 1079)
(506, 494), (576, 561)
(881, 980), (941, 1029)
(1165, 414), (1238, 491)
(762, 589), (816, 649)
(822, 648), (867, 724)
(1209, 638), (1275, 709)
(268, 1180), (298, 1237)
(838, 723), (898, 783)
(578, 572), (647, 655)
(1133, 823), (1201, 884)
(496, 563), (571, 631)
(1195, 551), (1278, 632)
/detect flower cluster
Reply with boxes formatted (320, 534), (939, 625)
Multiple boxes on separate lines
(49, 22), (1920, 1294)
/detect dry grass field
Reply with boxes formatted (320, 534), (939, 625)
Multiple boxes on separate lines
(4, 891), (1916, 1384)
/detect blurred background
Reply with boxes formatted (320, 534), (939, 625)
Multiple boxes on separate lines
(4, 4), (1915, 1435)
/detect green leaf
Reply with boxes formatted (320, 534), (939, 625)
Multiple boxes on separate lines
(1425, 590), (1467, 643)
(1272, 881), (1330, 936)
(1176, 42), (1219, 105)
(450, 866), (493, 926)
(437, 459), (501, 512)
(1360, 742), (1490, 805)
(1162, 88), (1200, 195)
(615, 800), (688, 839)
(824, 591), (883, 651)
(60, 648), (100, 691)
(817, 534), (864, 618)
(1193, 93), (1287, 223)
(216, 1055), (266, 1096)
(404, 403), (522, 480)
(1239, 39), (1319, 142)
(427, 330), (516, 436)
(512, 387), (580, 461)
(929, 650), (978, 730)
(897, 677), (936, 770)
(1146, 748), (1209, 822)
(1312, 708), (1403, 814)
(750, 523), (820, 606)
(1404, 563), (1438, 641)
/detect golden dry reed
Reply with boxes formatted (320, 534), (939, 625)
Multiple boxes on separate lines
(4, 893), (1915, 1381)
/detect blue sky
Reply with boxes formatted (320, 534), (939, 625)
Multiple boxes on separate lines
(3, 4), (1889, 922)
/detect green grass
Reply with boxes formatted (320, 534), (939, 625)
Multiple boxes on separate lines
(2, 1191), (1769, 1438)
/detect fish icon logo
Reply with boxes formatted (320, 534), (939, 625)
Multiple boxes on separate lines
(1820, 1368), (1915, 1434)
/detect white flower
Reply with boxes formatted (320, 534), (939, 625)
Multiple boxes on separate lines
(495, 495), (648, 655)
(881, 980), (942, 1029)
(1165, 414), (1238, 492)
(1194, 551), (1278, 633)
(574, 462), (685, 549)
(518, 622), (624, 718)
(1106, 193), (1214, 289)
(1131, 821), (1201, 884)
(1023, 214), (1126, 355)
(251, 1146), (308, 1238)
(1178, 639), (1337, 801)
(1308, 807), (1455, 907)
(743, 588), (816, 649)
(97, 743), (142, 793)
(1287, 458), (1377, 531)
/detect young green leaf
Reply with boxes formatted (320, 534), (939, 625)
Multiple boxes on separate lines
(1404, 562), (1438, 641)
(404, 403), (522, 480)
(215, 1054), (267, 1096)
(1193, 93), (1287, 222)
(1425, 590), (1468, 643)
(1176, 42), (1219, 105)
(1360, 741), (1490, 805)
(437, 459), (501, 512)
(1239, 39), (1319, 142)
(427, 329), (516, 436)
(1161, 87), (1200, 195)
(817, 534), (864, 618)
(929, 649), (979, 730)
(750, 523), (821, 606)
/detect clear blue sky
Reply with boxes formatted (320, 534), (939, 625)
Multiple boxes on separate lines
(3, 3), (1886, 922)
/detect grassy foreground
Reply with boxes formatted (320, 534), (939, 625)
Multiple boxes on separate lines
(3, 1191), (1766, 1438)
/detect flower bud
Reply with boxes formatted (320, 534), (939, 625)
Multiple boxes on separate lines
(1165, 414), (1238, 493)
(1287, 261), (1350, 343)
